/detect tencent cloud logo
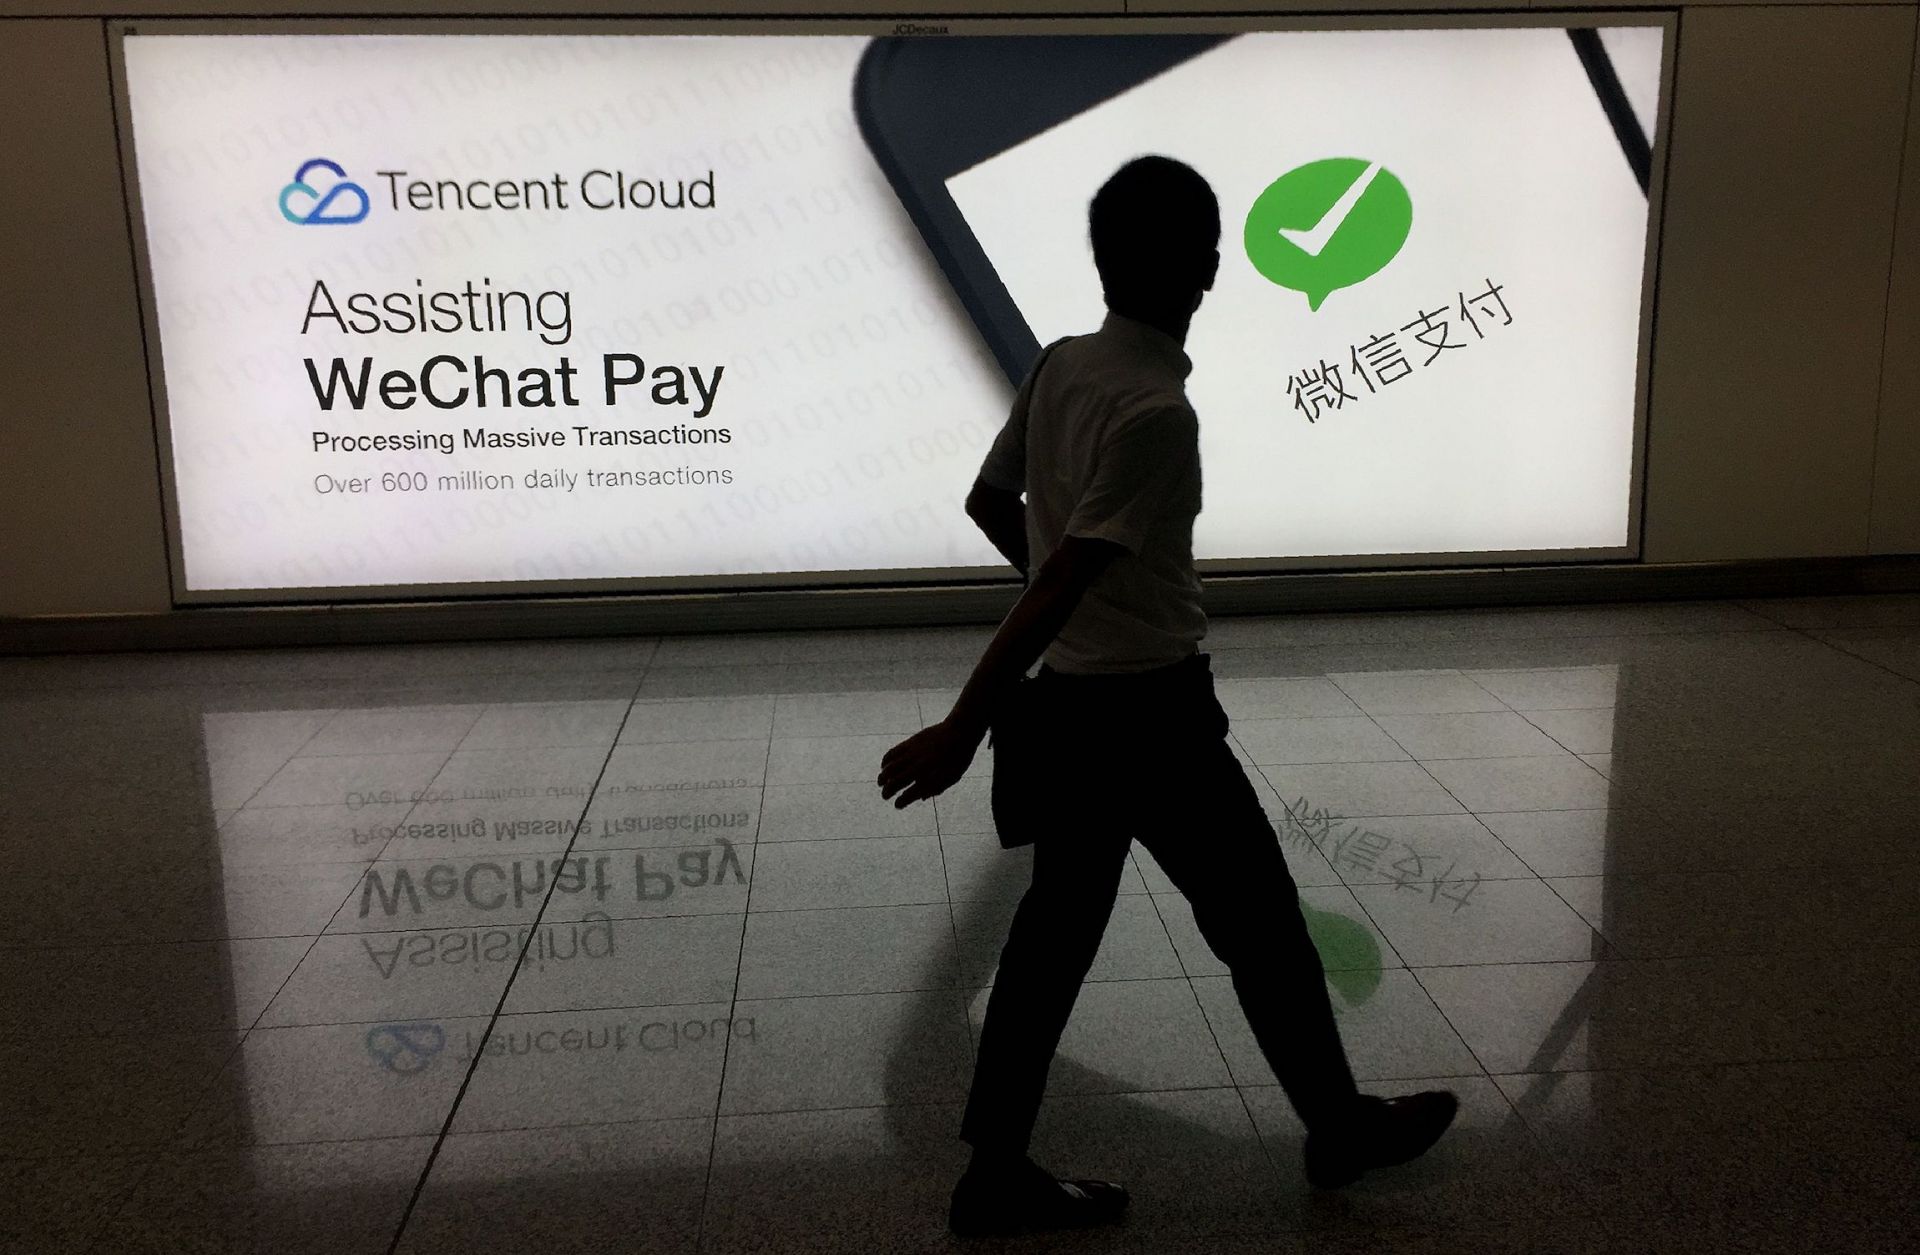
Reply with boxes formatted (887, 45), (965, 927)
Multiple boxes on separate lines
(279, 158), (371, 225)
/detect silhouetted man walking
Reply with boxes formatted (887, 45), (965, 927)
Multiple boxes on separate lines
(879, 155), (1456, 1239)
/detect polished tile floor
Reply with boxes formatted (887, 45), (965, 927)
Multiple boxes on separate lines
(3, 594), (1918, 1254)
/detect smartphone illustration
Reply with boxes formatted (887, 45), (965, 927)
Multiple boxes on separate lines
(855, 27), (1662, 388)
(855, 34), (1227, 383)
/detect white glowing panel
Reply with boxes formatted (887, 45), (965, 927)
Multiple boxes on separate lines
(122, 28), (1661, 596)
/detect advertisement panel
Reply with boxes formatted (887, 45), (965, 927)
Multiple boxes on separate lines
(116, 22), (1668, 601)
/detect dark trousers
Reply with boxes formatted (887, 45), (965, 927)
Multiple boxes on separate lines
(959, 655), (1360, 1154)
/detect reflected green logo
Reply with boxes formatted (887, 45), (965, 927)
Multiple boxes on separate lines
(1245, 158), (1412, 311)
(1302, 900), (1383, 1008)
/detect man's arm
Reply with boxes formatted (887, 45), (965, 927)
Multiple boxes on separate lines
(965, 479), (1028, 575)
(877, 534), (1120, 808)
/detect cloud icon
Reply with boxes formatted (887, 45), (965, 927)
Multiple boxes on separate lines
(365, 1022), (444, 1073)
(279, 158), (371, 225)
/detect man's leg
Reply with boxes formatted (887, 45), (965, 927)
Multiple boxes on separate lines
(948, 826), (1135, 1236)
(958, 827), (1132, 1155)
(1138, 733), (1457, 1186)
(1136, 737), (1360, 1132)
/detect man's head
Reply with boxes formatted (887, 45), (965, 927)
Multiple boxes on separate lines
(1089, 156), (1221, 322)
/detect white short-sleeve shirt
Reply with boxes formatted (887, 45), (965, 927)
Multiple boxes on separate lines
(977, 312), (1207, 675)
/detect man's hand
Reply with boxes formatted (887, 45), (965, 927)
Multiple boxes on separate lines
(875, 534), (1121, 812)
(877, 718), (985, 809)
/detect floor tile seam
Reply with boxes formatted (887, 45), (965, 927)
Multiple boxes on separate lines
(1318, 668), (1519, 722)
(689, 727), (777, 1254)
(241, 901), (403, 1049)
(639, 655), (975, 674)
(741, 896), (977, 919)
(1482, 1105), (1889, 1212)
(1158, 870), (1553, 896)
(1389, 953), (1628, 971)
(0, 672), (625, 701)
(349, 845), (787, 871)
(1789, 627), (1920, 690)
(65, 1142), (167, 1255)
(613, 735), (779, 751)
(217, 706), (344, 821)
(0, 1022), (248, 1046)
(1288, 763), (1432, 972)
(1469, 1058), (1562, 1142)
(1274, 798), (1622, 819)
(1263, 748), (1616, 769)
(723, 971), (1203, 1006)
(432, 1111), (724, 1144)
(1398, 945), (1920, 984)
(736, 970), (1207, 1005)
(1733, 599), (1920, 687)
(75, 1022), (264, 1251)
(0, 927), (380, 950)
(0, 616), (1832, 678)
(1421, 790), (1547, 882)
(1405, 748), (1612, 767)
(367, 829), (779, 855)
(1514, 707), (1604, 759)
(0, 932), (336, 955)
(688, 1073), (934, 1118)
(313, 746), (472, 936)
(31, 658), (674, 683)
(753, 773), (945, 788)
(147, 855), (389, 871)
(246, 738), (456, 852)
(223, 797), (451, 817)
(1232, 1063), (1494, 1091)
(0, 1139), (183, 1164)
(735, 828), (946, 850)
(249, 1002), (739, 1033)
(1357, 698), (1473, 776)
(1482, 1048), (1917, 1082)
(917, 736), (974, 1059)
(0, 676), (343, 697)
(1734, 600), (1871, 633)
(1205, 623), (1794, 652)
(122, 1127), (449, 1158)
(1537, 873), (1612, 947)
(1401, 963), (1531, 1079)
(312, 694), (495, 755)
(1267, 750), (1600, 773)
(1131, 871), (1275, 1173)
(1133, 880), (1203, 985)
(1274, 809), (1512, 832)
(291, 737), (626, 758)
(380, 671), (652, 1255)
(317, 908), (754, 938)
(614, 731), (782, 746)
(7, 667), (637, 698)
(1535, 865), (1920, 886)
(712, 1081), (1259, 1124)
(361, 840), (766, 871)
(1502, 937), (1920, 964)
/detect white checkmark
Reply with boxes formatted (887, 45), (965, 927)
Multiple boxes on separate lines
(1277, 162), (1383, 258)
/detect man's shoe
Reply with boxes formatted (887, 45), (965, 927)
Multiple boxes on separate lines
(947, 1156), (1129, 1238)
(1303, 1090), (1459, 1190)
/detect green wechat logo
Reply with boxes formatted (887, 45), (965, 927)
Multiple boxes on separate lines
(1245, 158), (1412, 311)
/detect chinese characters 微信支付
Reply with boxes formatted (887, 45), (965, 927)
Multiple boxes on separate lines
(1284, 279), (1513, 425)
(1281, 796), (1483, 911)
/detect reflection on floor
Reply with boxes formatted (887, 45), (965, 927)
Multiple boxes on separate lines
(4, 594), (1918, 1253)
